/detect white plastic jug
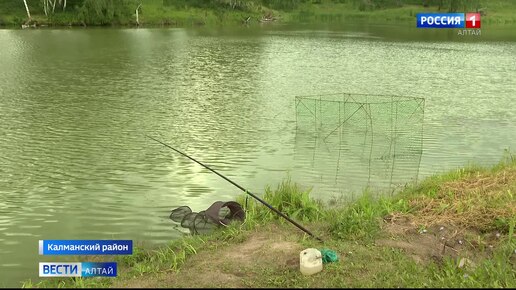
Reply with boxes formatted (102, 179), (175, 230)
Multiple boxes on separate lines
(299, 248), (323, 275)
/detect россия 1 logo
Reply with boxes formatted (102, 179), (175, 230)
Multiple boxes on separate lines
(417, 13), (481, 29)
(465, 13), (481, 28)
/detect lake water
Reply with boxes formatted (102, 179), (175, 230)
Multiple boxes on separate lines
(0, 23), (515, 286)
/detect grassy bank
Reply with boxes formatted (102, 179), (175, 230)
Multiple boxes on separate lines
(2, 0), (516, 28)
(22, 152), (516, 288)
(284, 1), (516, 25)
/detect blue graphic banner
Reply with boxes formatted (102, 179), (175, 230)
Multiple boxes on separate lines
(417, 13), (465, 28)
(39, 262), (117, 277)
(39, 240), (132, 255)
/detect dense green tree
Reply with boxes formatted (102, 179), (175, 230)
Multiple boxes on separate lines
(76, 0), (138, 24)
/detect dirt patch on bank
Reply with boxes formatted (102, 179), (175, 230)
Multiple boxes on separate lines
(376, 215), (491, 266)
(375, 167), (516, 266)
(112, 224), (303, 288)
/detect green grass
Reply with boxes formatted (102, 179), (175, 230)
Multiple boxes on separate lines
(481, 0), (516, 25)
(327, 192), (410, 241)
(22, 152), (516, 288)
(237, 179), (325, 224)
(279, 1), (516, 25)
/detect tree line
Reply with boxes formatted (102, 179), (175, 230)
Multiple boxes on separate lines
(3, 0), (485, 26)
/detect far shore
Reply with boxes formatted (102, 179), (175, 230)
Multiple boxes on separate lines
(2, 3), (515, 30)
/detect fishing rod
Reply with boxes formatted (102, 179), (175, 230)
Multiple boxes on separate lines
(145, 135), (323, 242)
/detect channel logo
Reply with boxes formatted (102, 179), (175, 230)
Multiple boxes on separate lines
(465, 13), (481, 28)
(39, 262), (117, 277)
(417, 13), (481, 28)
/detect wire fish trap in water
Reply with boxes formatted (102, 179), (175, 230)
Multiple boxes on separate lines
(169, 201), (246, 235)
(295, 92), (425, 192)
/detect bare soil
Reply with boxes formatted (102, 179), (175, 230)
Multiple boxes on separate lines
(376, 214), (497, 266)
(112, 224), (303, 288)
